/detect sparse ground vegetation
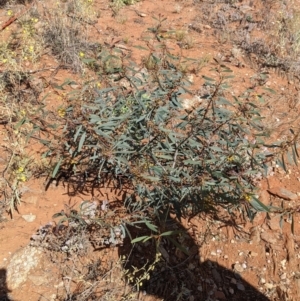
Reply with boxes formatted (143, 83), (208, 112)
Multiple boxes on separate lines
(1, 0), (300, 300)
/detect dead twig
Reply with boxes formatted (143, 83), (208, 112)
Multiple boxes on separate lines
(0, 1), (36, 32)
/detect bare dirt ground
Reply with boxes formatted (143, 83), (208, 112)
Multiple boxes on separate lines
(1, 0), (300, 300)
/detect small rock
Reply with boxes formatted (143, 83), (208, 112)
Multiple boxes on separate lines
(138, 12), (147, 17)
(268, 187), (298, 201)
(7, 246), (43, 289)
(212, 269), (222, 283)
(211, 251), (217, 256)
(242, 263), (247, 269)
(187, 74), (194, 83)
(237, 283), (245, 291)
(23, 195), (39, 206)
(234, 263), (244, 273)
(119, 78), (131, 90)
(260, 277), (266, 284)
(54, 281), (64, 288)
(197, 285), (203, 291)
(230, 239), (235, 244)
(181, 97), (202, 110)
(229, 288), (234, 294)
(265, 283), (274, 289)
(49, 294), (57, 301)
(214, 291), (226, 300)
(231, 278), (237, 284)
(259, 190), (271, 205)
(224, 255), (228, 259)
(22, 214), (36, 222)
(268, 215), (282, 231)
(250, 251), (258, 257)
(280, 273), (287, 280)
(28, 275), (47, 286)
(260, 231), (277, 244)
(278, 285), (288, 295)
(286, 216), (293, 224)
(281, 259), (287, 267)
(271, 243), (284, 251)
(250, 226), (260, 243)
(204, 24), (211, 29)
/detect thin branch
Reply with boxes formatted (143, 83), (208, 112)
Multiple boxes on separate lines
(1, 1), (37, 32)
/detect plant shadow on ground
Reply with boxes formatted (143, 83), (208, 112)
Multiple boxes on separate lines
(0, 0), (32, 8)
(119, 217), (270, 301)
(0, 269), (13, 301)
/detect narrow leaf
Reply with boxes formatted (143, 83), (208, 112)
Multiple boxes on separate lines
(52, 157), (63, 178)
(280, 154), (287, 172)
(160, 230), (181, 237)
(133, 45), (149, 51)
(167, 237), (189, 256)
(131, 236), (151, 243)
(145, 221), (158, 232)
(249, 196), (270, 212)
(292, 144), (299, 165)
(52, 212), (64, 218)
(74, 125), (82, 142)
(78, 131), (86, 152)
(202, 75), (215, 82)
(294, 141), (299, 157)
(262, 87), (276, 94)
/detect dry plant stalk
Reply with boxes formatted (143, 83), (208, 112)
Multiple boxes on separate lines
(0, 1), (37, 32)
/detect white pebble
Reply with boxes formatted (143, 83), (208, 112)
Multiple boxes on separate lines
(280, 273), (287, 280)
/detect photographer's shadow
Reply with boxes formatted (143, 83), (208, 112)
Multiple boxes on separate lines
(0, 269), (13, 301)
(119, 216), (270, 301)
